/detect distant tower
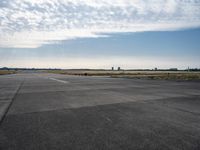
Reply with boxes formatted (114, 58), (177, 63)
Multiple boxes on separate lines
(118, 67), (121, 71)
(111, 67), (114, 71)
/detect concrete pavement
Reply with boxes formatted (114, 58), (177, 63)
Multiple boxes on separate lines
(0, 73), (200, 150)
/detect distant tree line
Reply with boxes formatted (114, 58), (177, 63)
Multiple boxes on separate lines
(0, 67), (200, 72)
(0, 67), (61, 71)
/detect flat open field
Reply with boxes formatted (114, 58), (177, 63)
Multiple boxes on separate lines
(48, 70), (200, 80)
(0, 72), (200, 150)
(0, 70), (16, 75)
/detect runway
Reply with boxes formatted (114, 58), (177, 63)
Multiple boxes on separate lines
(0, 73), (200, 150)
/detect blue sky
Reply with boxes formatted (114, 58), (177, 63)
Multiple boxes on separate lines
(0, 0), (200, 69)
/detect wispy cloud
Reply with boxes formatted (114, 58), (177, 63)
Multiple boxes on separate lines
(0, 0), (200, 48)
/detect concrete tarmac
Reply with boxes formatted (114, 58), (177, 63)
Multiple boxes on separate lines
(0, 73), (200, 150)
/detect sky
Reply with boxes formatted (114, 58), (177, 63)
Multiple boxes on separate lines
(0, 0), (200, 69)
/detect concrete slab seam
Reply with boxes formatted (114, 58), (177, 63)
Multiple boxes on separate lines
(0, 80), (24, 125)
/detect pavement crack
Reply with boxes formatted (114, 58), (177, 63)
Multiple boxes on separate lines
(0, 80), (24, 125)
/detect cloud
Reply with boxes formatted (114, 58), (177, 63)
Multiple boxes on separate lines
(0, 0), (200, 48)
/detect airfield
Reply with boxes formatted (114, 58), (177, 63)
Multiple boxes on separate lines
(0, 72), (200, 150)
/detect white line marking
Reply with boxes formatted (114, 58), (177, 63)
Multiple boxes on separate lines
(49, 78), (69, 84)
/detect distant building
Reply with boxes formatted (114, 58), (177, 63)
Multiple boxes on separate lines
(117, 67), (121, 71)
(111, 67), (114, 71)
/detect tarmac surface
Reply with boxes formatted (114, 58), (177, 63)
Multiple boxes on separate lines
(0, 73), (200, 150)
